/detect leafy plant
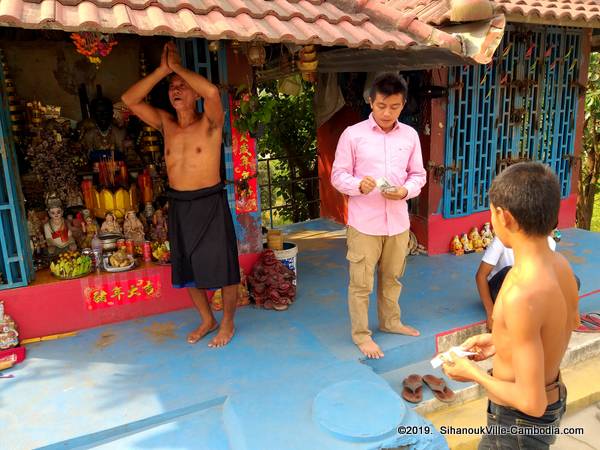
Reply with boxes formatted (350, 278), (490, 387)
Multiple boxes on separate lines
(577, 52), (600, 230)
(233, 81), (318, 226)
(257, 82), (318, 224)
(234, 89), (277, 137)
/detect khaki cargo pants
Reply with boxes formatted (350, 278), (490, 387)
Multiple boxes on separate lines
(346, 226), (410, 345)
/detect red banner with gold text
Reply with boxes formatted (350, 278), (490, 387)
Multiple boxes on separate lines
(229, 96), (258, 214)
(84, 274), (162, 310)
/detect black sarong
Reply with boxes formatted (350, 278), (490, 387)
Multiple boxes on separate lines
(167, 182), (240, 289)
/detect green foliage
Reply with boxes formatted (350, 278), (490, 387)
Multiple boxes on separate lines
(236, 82), (318, 225)
(234, 89), (277, 136)
(592, 192), (600, 232)
(578, 52), (600, 230)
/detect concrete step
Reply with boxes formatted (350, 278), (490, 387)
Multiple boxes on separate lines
(424, 357), (600, 450)
(381, 329), (600, 417)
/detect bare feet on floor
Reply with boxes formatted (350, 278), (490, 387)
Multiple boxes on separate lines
(208, 322), (235, 348)
(357, 338), (385, 359)
(187, 319), (218, 344)
(381, 324), (420, 337)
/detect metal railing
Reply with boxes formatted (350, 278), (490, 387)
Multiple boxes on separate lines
(258, 155), (320, 229)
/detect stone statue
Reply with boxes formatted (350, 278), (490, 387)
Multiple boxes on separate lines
(460, 233), (474, 254)
(100, 211), (122, 235)
(43, 195), (77, 255)
(81, 94), (126, 158)
(481, 222), (494, 248)
(81, 215), (98, 249)
(150, 209), (168, 242)
(123, 210), (145, 243)
(0, 301), (19, 350)
(450, 235), (464, 256)
(469, 227), (484, 253)
(66, 211), (85, 247)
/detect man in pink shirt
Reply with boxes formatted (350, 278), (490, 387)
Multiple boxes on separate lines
(331, 74), (427, 359)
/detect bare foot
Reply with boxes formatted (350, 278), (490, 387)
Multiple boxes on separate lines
(187, 319), (218, 344)
(357, 338), (384, 359)
(381, 324), (420, 337)
(208, 322), (235, 348)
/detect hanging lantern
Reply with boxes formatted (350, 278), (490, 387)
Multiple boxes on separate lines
(230, 40), (241, 54)
(208, 40), (220, 53)
(247, 42), (266, 67)
(297, 45), (318, 83)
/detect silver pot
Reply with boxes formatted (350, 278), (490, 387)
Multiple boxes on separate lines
(98, 233), (123, 251)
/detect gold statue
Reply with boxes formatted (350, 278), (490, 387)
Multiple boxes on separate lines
(450, 235), (464, 256)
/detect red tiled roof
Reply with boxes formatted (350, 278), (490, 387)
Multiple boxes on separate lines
(382, 0), (600, 26)
(495, 0), (600, 25)
(0, 0), (417, 49)
(0, 0), (507, 63)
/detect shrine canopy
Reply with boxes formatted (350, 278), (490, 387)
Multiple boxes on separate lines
(0, 0), (507, 68)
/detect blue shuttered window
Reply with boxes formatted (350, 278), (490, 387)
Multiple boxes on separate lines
(444, 26), (581, 218)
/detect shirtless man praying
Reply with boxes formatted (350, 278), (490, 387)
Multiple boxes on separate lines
(442, 162), (579, 449)
(122, 42), (240, 348)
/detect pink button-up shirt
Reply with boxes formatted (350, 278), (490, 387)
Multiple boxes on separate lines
(331, 114), (427, 236)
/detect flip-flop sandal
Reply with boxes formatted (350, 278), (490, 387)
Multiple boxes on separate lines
(582, 312), (600, 327)
(401, 374), (423, 403)
(423, 374), (456, 403)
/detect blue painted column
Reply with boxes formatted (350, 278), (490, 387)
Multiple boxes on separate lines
(0, 66), (32, 289)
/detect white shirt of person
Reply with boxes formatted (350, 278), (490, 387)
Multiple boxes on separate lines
(482, 236), (557, 280)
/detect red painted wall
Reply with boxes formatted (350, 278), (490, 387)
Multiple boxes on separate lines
(426, 195), (577, 255)
(317, 106), (360, 224)
(2, 254), (259, 340)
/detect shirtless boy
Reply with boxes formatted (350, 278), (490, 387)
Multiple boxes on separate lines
(443, 162), (579, 449)
(122, 42), (240, 347)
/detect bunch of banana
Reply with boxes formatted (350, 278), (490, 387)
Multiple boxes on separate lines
(50, 252), (92, 278)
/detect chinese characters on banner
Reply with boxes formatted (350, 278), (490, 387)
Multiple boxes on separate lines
(229, 96), (258, 214)
(84, 274), (161, 310)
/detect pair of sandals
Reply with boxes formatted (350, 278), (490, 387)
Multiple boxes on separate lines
(402, 374), (456, 403)
(576, 312), (600, 333)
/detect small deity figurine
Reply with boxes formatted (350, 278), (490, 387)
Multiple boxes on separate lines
(481, 222), (494, 248)
(469, 227), (484, 253)
(123, 210), (145, 243)
(0, 301), (19, 350)
(460, 233), (474, 254)
(450, 235), (464, 256)
(27, 210), (46, 255)
(81, 216), (98, 249)
(43, 195), (77, 256)
(100, 211), (122, 235)
(66, 212), (85, 247)
(143, 202), (155, 223)
(151, 209), (168, 242)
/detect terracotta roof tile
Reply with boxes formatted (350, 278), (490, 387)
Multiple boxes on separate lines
(381, 0), (600, 25)
(495, 0), (600, 24)
(0, 0), (507, 63)
(0, 0), (415, 49)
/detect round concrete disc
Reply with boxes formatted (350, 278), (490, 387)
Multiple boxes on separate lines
(313, 380), (405, 442)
